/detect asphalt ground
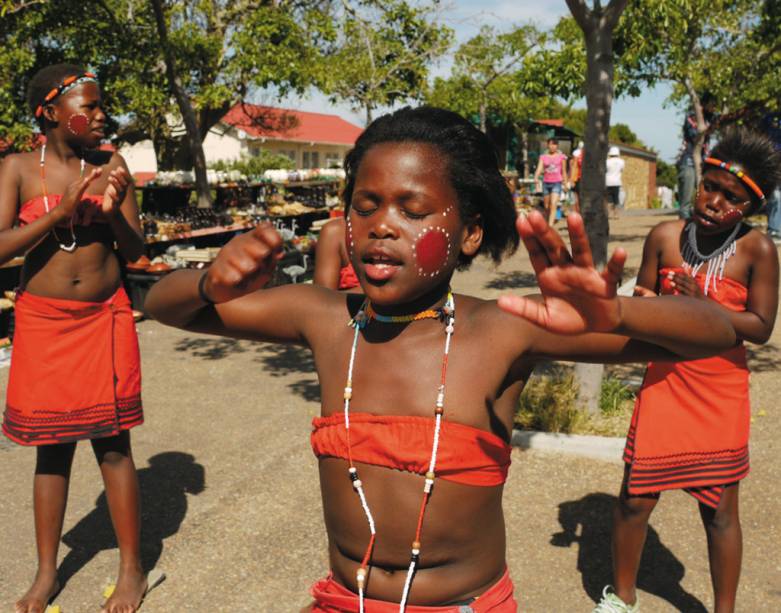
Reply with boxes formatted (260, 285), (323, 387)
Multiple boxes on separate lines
(1, 211), (779, 612)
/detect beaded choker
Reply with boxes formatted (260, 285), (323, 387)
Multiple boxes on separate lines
(40, 144), (83, 252)
(357, 291), (455, 325)
(344, 291), (455, 612)
(704, 157), (766, 204)
(34, 72), (98, 118)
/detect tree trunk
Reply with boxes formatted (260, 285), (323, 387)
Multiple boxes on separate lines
(566, 0), (628, 414)
(365, 104), (373, 126)
(521, 129), (529, 179)
(579, 27), (614, 269)
(479, 102), (487, 134)
(150, 0), (212, 208)
(685, 77), (706, 187)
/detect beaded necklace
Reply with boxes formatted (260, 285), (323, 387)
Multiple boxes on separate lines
(682, 221), (741, 296)
(345, 290), (455, 613)
(39, 143), (83, 252)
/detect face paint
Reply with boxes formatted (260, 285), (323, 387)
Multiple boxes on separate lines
(720, 208), (744, 225)
(413, 227), (451, 277)
(345, 216), (354, 257)
(66, 113), (90, 136)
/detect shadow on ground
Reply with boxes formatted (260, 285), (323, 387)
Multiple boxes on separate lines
(746, 342), (781, 373)
(254, 344), (320, 403)
(174, 337), (250, 360)
(57, 452), (205, 586)
(610, 234), (646, 244)
(551, 492), (707, 612)
(484, 271), (537, 291)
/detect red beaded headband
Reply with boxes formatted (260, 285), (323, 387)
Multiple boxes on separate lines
(34, 72), (98, 118)
(704, 157), (766, 203)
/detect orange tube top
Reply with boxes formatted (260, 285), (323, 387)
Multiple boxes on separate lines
(311, 412), (512, 486)
(658, 266), (747, 311)
(19, 194), (106, 227)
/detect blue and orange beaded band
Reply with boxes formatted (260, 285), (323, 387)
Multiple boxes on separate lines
(34, 72), (98, 118)
(704, 157), (766, 203)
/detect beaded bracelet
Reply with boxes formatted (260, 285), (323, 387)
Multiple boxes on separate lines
(197, 272), (216, 305)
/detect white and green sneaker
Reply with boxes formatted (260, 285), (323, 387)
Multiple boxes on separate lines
(592, 586), (639, 612)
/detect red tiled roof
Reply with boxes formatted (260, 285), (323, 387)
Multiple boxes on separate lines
(219, 103), (363, 146)
(534, 119), (565, 128)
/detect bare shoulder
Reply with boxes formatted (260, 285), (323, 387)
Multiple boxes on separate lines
(741, 226), (779, 260)
(648, 218), (685, 242)
(319, 217), (346, 241)
(456, 293), (535, 354)
(1, 150), (35, 173)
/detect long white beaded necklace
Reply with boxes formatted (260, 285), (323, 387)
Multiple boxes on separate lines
(39, 143), (83, 252)
(345, 291), (455, 613)
(681, 221), (741, 296)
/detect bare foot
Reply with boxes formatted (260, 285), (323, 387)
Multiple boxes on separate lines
(15, 569), (59, 613)
(101, 566), (147, 613)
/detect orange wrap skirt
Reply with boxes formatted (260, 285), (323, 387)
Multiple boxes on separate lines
(624, 344), (750, 508)
(3, 287), (142, 446)
(309, 568), (518, 612)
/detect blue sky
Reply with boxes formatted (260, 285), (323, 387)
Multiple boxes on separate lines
(280, 0), (684, 162)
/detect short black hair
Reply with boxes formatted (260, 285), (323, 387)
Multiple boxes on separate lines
(26, 63), (89, 129)
(547, 138), (558, 145)
(343, 106), (519, 268)
(707, 127), (781, 210)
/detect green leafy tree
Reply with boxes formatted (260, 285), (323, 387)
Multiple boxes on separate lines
(615, 0), (770, 184)
(0, 1), (333, 204)
(323, 0), (453, 124)
(429, 24), (545, 133)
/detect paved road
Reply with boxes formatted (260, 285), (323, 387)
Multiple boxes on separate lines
(1, 212), (779, 611)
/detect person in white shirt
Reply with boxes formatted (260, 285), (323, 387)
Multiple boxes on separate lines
(606, 146), (625, 216)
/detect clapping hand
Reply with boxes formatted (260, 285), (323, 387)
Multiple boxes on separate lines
(667, 270), (703, 298)
(101, 167), (131, 215)
(200, 223), (284, 304)
(498, 211), (627, 334)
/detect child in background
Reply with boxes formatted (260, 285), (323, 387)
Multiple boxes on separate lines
(605, 146), (625, 217)
(146, 107), (735, 612)
(313, 216), (360, 290)
(0, 64), (147, 613)
(534, 138), (568, 226)
(595, 128), (781, 613)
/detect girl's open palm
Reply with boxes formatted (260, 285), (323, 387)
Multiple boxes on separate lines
(498, 211), (627, 334)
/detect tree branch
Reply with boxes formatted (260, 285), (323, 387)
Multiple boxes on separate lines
(565, 0), (591, 30)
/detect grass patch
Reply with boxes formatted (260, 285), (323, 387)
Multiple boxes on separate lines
(515, 368), (636, 436)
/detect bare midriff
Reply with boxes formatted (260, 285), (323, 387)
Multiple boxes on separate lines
(319, 458), (507, 605)
(21, 226), (121, 302)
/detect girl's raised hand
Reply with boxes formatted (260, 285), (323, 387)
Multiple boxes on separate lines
(57, 167), (102, 221)
(498, 211), (627, 334)
(668, 271), (703, 298)
(201, 222), (284, 304)
(102, 167), (131, 215)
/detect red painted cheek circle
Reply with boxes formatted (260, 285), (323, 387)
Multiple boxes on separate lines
(720, 208), (744, 225)
(415, 229), (450, 274)
(67, 113), (90, 135)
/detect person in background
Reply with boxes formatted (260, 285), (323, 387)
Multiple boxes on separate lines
(760, 112), (781, 243)
(313, 216), (359, 291)
(534, 138), (568, 226)
(676, 94), (717, 219)
(569, 141), (584, 214)
(606, 146), (625, 217)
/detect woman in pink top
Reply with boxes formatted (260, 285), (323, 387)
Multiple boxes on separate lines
(534, 138), (569, 225)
